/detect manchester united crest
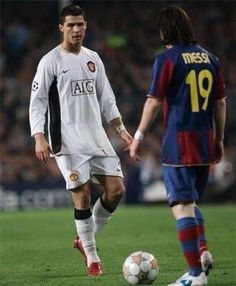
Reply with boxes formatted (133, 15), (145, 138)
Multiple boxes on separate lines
(87, 61), (96, 72)
(69, 172), (79, 182)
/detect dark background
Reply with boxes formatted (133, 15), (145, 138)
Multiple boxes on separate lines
(1, 0), (236, 210)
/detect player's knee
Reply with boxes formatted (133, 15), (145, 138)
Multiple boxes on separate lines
(107, 184), (125, 204)
(75, 194), (91, 209)
(115, 184), (126, 200)
(70, 186), (91, 209)
(171, 202), (195, 219)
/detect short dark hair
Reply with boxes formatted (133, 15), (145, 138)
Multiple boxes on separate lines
(158, 5), (196, 45)
(60, 4), (86, 24)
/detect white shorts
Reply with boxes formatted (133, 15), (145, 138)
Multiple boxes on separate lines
(55, 145), (123, 190)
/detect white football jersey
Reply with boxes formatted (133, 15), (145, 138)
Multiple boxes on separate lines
(29, 45), (121, 155)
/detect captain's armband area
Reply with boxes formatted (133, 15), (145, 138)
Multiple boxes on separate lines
(116, 124), (126, 134)
(110, 117), (127, 134)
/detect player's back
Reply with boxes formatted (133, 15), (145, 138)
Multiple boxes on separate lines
(159, 44), (224, 166)
(164, 44), (221, 132)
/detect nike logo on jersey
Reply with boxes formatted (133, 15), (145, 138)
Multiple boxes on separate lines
(62, 69), (70, 73)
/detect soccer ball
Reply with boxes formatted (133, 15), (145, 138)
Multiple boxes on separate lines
(123, 251), (159, 285)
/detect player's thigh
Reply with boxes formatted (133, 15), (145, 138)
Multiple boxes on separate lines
(162, 166), (199, 206)
(90, 155), (124, 194)
(95, 175), (125, 195)
(55, 154), (91, 190)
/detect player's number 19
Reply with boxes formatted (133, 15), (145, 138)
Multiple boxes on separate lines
(186, 69), (213, 112)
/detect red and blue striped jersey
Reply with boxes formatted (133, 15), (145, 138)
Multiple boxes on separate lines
(148, 44), (225, 166)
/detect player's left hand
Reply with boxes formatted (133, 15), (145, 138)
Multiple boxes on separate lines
(120, 130), (133, 151)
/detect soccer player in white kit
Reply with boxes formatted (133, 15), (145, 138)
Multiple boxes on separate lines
(29, 4), (132, 276)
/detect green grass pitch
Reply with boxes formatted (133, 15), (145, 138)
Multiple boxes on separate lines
(1, 204), (235, 286)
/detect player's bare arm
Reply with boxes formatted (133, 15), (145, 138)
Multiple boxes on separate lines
(129, 96), (162, 160)
(135, 96), (162, 134)
(110, 117), (133, 149)
(214, 98), (226, 162)
(34, 133), (52, 163)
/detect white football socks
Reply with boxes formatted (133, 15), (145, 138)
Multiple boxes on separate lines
(75, 216), (100, 265)
(93, 198), (112, 236)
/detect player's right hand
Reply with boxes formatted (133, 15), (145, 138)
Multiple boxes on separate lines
(120, 130), (133, 151)
(34, 133), (52, 163)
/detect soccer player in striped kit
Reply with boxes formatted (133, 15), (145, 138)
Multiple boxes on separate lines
(29, 4), (132, 276)
(129, 5), (226, 286)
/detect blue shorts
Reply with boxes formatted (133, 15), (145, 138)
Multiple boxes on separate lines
(162, 166), (209, 206)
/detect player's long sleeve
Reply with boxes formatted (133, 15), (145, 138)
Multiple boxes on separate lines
(29, 56), (53, 136)
(95, 55), (121, 123)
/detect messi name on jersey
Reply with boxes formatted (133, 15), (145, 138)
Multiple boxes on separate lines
(71, 79), (95, 96)
(182, 52), (210, 64)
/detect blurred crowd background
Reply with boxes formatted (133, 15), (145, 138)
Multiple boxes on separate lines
(1, 0), (236, 208)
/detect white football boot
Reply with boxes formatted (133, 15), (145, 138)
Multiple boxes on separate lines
(176, 272), (189, 282)
(168, 271), (207, 286)
(200, 251), (213, 275)
(176, 250), (213, 281)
